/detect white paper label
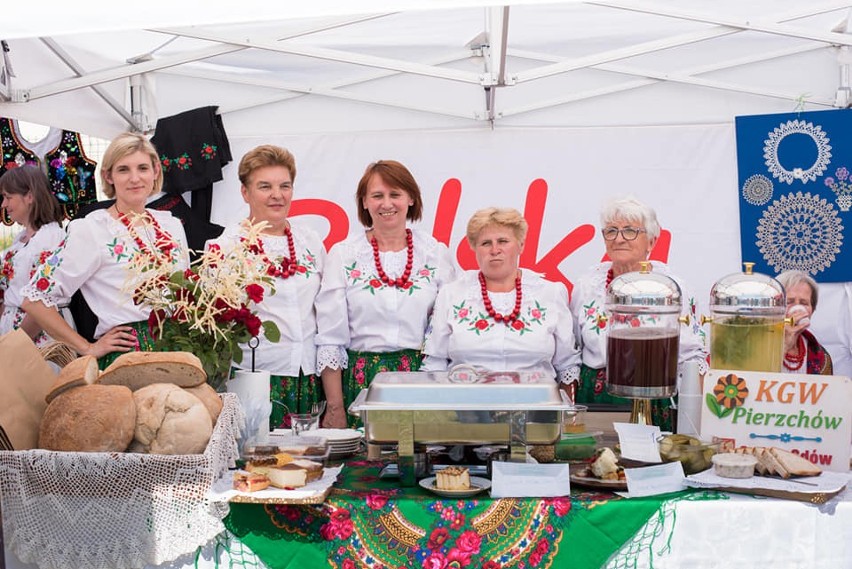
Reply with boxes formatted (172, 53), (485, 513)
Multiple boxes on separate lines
(490, 462), (571, 498)
(624, 462), (686, 497)
(614, 422), (662, 463)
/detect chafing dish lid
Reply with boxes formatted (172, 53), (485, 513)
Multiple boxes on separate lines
(352, 371), (571, 410)
(605, 263), (682, 313)
(710, 262), (785, 315)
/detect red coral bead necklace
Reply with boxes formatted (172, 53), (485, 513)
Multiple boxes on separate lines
(479, 271), (522, 325)
(114, 203), (176, 262)
(783, 335), (806, 371)
(371, 228), (413, 288)
(254, 226), (299, 279)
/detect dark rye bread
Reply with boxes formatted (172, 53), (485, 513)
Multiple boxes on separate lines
(45, 355), (99, 404)
(39, 384), (136, 452)
(99, 351), (206, 391)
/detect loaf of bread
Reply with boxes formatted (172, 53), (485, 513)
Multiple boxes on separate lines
(735, 446), (822, 478)
(183, 383), (223, 425)
(45, 355), (99, 404)
(131, 383), (212, 454)
(99, 351), (206, 391)
(39, 384), (136, 452)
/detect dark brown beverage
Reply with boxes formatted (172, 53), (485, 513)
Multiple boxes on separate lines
(606, 327), (679, 398)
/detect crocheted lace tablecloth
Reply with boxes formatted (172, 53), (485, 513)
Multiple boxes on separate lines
(0, 393), (242, 569)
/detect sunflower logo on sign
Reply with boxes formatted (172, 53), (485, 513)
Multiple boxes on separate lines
(707, 373), (749, 419)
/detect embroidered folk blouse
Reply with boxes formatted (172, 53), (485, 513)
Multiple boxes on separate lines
(22, 209), (189, 339)
(315, 228), (456, 371)
(570, 260), (709, 376)
(206, 221), (325, 376)
(421, 269), (581, 384)
(0, 222), (66, 346)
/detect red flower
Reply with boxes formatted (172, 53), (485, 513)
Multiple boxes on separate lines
(245, 283), (264, 303)
(512, 320), (525, 331)
(366, 493), (389, 510)
(455, 530), (482, 555)
(630, 317), (641, 328)
(597, 318), (606, 329)
(475, 319), (489, 330)
(370, 278), (383, 288)
(529, 552), (543, 568)
(450, 513), (465, 530)
(550, 496), (571, 517)
(482, 562), (502, 569)
(183, 268), (199, 282)
(244, 314), (262, 337)
(535, 539), (550, 555)
(342, 560), (355, 569)
(296, 265), (307, 273)
(402, 281), (413, 290)
(422, 552), (447, 569)
(147, 309), (166, 337)
(36, 277), (50, 291)
(445, 548), (472, 568)
(531, 309), (541, 319)
(427, 527), (450, 550)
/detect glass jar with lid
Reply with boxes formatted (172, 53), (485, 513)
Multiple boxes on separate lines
(706, 262), (786, 372)
(605, 262), (684, 399)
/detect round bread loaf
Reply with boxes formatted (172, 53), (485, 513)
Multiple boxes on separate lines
(39, 384), (136, 452)
(45, 355), (100, 404)
(133, 383), (213, 454)
(183, 383), (223, 426)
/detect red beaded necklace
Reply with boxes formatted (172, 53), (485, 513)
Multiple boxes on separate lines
(248, 227), (299, 279)
(783, 335), (806, 371)
(115, 205), (176, 263)
(371, 228), (413, 288)
(605, 268), (614, 289)
(479, 271), (522, 325)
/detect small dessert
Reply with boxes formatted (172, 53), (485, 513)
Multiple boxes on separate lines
(590, 448), (621, 480)
(436, 466), (471, 491)
(711, 453), (757, 479)
(264, 459), (324, 489)
(233, 472), (271, 492)
(246, 452), (294, 469)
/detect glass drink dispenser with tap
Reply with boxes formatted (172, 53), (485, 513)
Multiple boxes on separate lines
(707, 263), (786, 372)
(605, 263), (684, 400)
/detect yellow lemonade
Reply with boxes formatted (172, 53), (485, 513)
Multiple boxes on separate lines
(710, 317), (784, 372)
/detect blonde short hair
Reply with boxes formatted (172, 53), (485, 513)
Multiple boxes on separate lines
(100, 132), (163, 198)
(466, 207), (528, 247)
(238, 145), (297, 186)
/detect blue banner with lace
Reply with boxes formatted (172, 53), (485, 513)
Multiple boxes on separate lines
(735, 108), (850, 281)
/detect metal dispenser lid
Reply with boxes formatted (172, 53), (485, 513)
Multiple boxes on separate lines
(605, 262), (683, 313)
(709, 262), (785, 315)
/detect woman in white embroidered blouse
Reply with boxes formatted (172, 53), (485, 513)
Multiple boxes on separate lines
(570, 196), (707, 430)
(422, 208), (580, 388)
(0, 165), (66, 346)
(22, 133), (189, 366)
(207, 145), (326, 429)
(315, 160), (456, 428)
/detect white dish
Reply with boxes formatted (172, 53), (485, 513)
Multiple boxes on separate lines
(311, 428), (362, 441)
(418, 476), (491, 498)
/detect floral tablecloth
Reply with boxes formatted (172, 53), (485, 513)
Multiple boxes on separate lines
(223, 458), (712, 569)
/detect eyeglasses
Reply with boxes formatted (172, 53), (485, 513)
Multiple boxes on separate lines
(602, 227), (646, 241)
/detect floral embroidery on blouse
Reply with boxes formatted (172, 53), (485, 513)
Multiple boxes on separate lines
(345, 262), (436, 295)
(275, 248), (317, 279)
(107, 238), (132, 262)
(583, 300), (608, 334)
(200, 143), (218, 161)
(0, 250), (15, 286)
(455, 299), (546, 336)
(28, 244), (64, 295)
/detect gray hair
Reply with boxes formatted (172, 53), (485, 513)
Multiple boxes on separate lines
(776, 270), (819, 311)
(599, 196), (661, 240)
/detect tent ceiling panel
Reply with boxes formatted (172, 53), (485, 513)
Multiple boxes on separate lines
(1, 0), (850, 138)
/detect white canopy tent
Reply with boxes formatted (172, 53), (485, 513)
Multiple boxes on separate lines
(1, 0), (851, 375)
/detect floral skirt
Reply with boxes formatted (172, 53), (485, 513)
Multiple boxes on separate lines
(97, 320), (157, 370)
(264, 369), (323, 431)
(343, 348), (422, 429)
(576, 364), (675, 432)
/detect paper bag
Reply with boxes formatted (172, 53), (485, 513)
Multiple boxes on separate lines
(0, 329), (58, 449)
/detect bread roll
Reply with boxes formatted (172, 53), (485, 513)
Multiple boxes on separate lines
(39, 384), (136, 452)
(183, 383), (223, 426)
(45, 355), (99, 404)
(99, 351), (206, 391)
(132, 383), (212, 454)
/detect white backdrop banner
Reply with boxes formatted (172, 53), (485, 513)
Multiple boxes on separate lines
(209, 124), (851, 376)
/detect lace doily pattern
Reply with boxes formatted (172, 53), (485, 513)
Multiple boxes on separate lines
(0, 394), (243, 569)
(762, 120), (832, 184)
(741, 174), (774, 206)
(755, 192), (844, 275)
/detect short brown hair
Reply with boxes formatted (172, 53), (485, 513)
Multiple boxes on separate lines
(0, 165), (63, 229)
(238, 145), (296, 186)
(100, 132), (162, 198)
(355, 160), (423, 227)
(466, 207), (528, 247)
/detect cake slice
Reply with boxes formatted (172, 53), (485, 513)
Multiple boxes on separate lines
(436, 466), (471, 491)
(233, 472), (271, 492)
(265, 459), (324, 489)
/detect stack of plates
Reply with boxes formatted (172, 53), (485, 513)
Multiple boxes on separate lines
(311, 428), (363, 458)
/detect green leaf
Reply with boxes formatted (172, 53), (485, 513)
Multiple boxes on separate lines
(263, 321), (281, 343)
(719, 407), (733, 419)
(705, 393), (724, 418)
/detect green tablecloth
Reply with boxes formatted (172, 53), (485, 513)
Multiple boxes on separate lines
(223, 459), (718, 569)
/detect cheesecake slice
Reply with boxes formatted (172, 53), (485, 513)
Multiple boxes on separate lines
(436, 466), (471, 491)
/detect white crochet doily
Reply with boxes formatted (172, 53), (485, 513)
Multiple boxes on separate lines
(0, 393), (243, 569)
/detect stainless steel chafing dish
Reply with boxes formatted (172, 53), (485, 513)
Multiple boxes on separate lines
(350, 369), (573, 485)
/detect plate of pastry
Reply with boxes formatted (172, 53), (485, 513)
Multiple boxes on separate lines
(569, 447), (628, 491)
(419, 467), (491, 497)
